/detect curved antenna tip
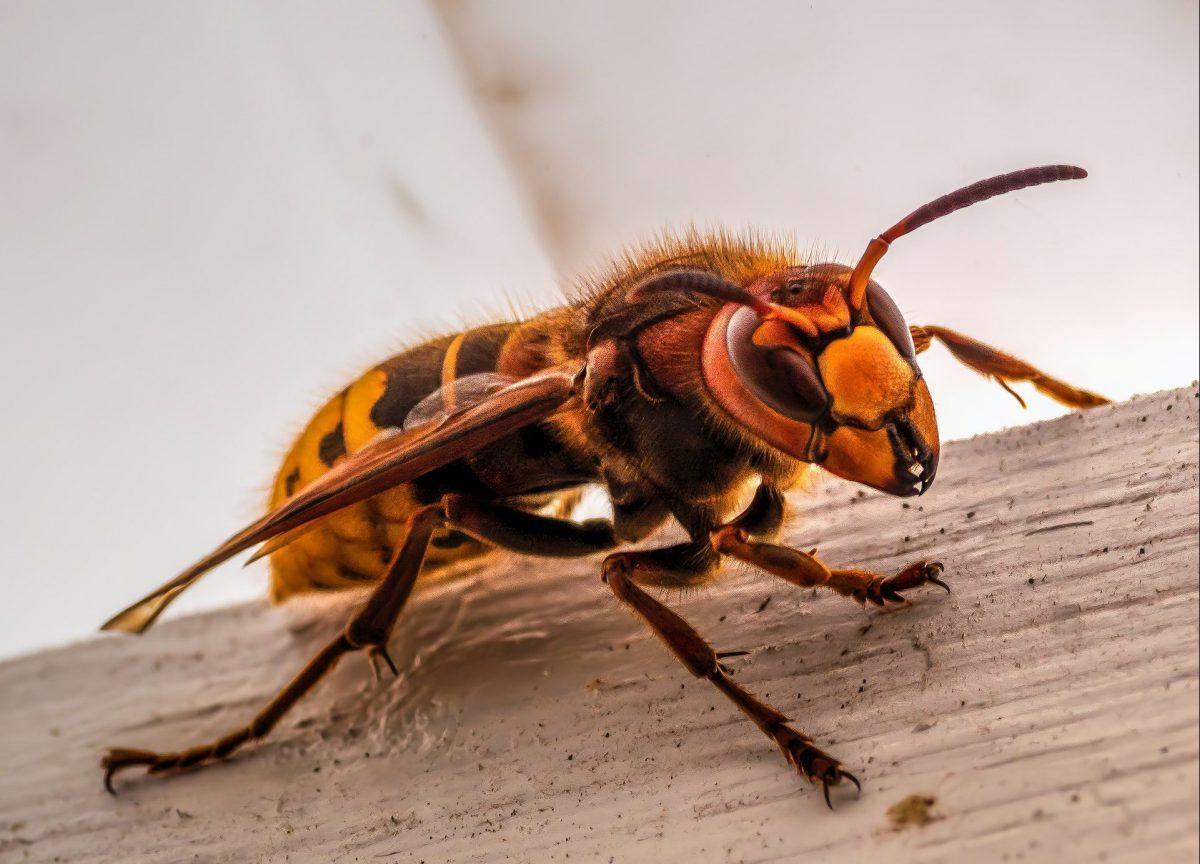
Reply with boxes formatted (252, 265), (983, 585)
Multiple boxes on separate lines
(847, 163), (1090, 309)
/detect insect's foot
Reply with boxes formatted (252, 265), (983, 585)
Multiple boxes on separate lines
(770, 725), (861, 809)
(101, 747), (160, 794)
(367, 645), (400, 682)
(871, 561), (948, 605)
(714, 649), (751, 675)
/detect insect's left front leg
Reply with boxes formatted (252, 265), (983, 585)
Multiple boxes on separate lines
(711, 525), (948, 607)
(601, 541), (859, 807)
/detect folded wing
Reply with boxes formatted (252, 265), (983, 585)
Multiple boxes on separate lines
(102, 367), (579, 634)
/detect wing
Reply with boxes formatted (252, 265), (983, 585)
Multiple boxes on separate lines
(102, 367), (579, 634)
(403, 372), (519, 431)
(910, 324), (1109, 409)
(243, 372), (527, 565)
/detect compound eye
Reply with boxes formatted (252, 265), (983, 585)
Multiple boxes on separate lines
(726, 306), (829, 423)
(865, 282), (916, 359)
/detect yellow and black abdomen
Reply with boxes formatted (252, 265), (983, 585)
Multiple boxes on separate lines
(266, 324), (518, 602)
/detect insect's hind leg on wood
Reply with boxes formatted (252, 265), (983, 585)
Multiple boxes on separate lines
(101, 502), (444, 793)
(600, 540), (860, 808)
(102, 495), (622, 793)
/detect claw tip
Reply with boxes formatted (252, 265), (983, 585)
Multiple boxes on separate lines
(378, 647), (400, 677)
(843, 770), (862, 796)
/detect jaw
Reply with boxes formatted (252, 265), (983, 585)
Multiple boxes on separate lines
(820, 392), (939, 496)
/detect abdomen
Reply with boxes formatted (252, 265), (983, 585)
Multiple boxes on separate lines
(266, 324), (520, 602)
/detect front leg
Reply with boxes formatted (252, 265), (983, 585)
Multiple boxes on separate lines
(711, 525), (948, 606)
(602, 542), (859, 807)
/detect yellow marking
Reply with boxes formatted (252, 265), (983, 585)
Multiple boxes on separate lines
(819, 326), (914, 429)
(334, 540), (390, 577)
(269, 540), (347, 600)
(373, 487), (417, 522)
(342, 368), (388, 451)
(271, 455), (298, 506)
(270, 391), (345, 508)
(440, 331), (467, 411)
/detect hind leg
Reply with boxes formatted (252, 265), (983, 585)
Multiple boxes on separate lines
(102, 495), (621, 792)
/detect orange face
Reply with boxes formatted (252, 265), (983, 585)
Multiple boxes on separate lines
(701, 265), (939, 497)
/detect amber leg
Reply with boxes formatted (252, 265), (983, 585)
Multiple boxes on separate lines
(711, 525), (948, 606)
(602, 544), (860, 808)
(910, 323), (1109, 409)
(103, 496), (620, 792)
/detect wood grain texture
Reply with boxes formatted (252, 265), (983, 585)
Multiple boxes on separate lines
(1, 387), (1197, 864)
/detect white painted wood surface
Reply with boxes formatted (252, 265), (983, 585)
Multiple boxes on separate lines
(1, 387), (1196, 863)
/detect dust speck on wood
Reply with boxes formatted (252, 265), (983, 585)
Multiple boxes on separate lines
(887, 794), (940, 829)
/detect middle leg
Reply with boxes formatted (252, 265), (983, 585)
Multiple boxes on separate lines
(601, 542), (860, 807)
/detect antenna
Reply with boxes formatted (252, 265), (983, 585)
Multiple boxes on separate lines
(846, 165), (1088, 310)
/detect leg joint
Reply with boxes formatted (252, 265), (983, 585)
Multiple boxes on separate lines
(343, 619), (387, 650)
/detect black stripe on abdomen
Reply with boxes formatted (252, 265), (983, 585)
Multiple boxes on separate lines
(368, 323), (515, 431)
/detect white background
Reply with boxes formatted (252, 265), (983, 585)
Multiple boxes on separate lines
(1, 0), (1196, 658)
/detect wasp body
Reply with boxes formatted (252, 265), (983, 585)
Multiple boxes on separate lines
(102, 166), (1109, 805)
(267, 234), (810, 603)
